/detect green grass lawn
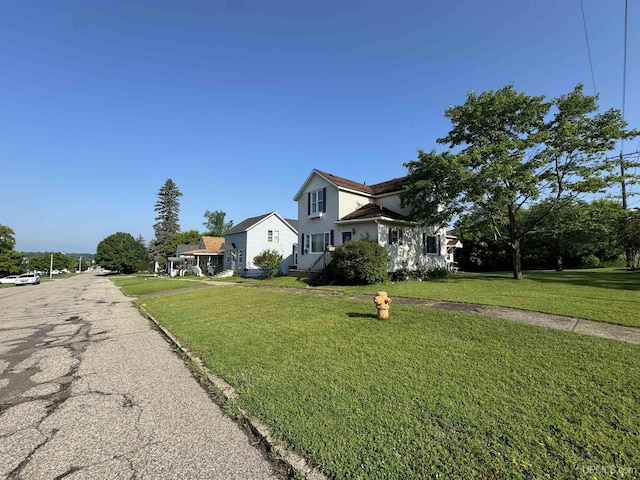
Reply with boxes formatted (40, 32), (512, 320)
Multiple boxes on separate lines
(109, 274), (207, 296)
(138, 286), (640, 480)
(254, 268), (640, 327)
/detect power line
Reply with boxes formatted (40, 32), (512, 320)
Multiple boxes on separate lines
(619, 0), (629, 209)
(579, 0), (598, 95)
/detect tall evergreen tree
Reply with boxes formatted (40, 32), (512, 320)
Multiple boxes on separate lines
(150, 178), (182, 264)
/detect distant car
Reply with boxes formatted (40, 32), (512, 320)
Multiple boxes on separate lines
(0, 275), (19, 284)
(15, 273), (41, 286)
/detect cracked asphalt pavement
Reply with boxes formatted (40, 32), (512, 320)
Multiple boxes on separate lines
(0, 273), (282, 480)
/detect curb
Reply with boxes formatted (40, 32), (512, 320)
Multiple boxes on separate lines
(138, 305), (328, 480)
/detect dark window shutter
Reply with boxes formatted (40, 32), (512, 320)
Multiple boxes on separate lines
(330, 229), (334, 246)
(307, 193), (311, 215)
(388, 229), (392, 245)
(399, 229), (404, 245)
(322, 187), (327, 213)
(300, 233), (304, 255)
(422, 233), (426, 255)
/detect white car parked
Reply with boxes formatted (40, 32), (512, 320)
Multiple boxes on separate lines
(0, 275), (19, 284)
(15, 273), (41, 286)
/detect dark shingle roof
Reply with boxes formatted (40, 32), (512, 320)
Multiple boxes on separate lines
(315, 169), (408, 196)
(223, 212), (297, 236)
(223, 213), (271, 236)
(340, 204), (408, 221)
(176, 244), (199, 255)
(285, 219), (298, 231)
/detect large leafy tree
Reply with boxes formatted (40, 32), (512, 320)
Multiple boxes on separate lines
(166, 229), (202, 258)
(402, 84), (638, 279)
(522, 199), (624, 270)
(0, 225), (23, 276)
(28, 252), (76, 273)
(202, 210), (233, 236)
(619, 210), (640, 270)
(150, 178), (182, 265)
(95, 232), (149, 273)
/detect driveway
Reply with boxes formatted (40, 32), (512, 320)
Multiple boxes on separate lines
(0, 274), (281, 479)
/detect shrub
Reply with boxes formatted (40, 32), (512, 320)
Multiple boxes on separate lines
(391, 267), (453, 282)
(426, 267), (454, 279)
(331, 240), (388, 285)
(253, 249), (284, 279)
(581, 255), (601, 268)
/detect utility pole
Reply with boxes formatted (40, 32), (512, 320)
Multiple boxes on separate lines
(49, 253), (53, 279)
(620, 152), (627, 210)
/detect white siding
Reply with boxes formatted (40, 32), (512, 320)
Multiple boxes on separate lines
(375, 193), (410, 215)
(244, 215), (298, 277)
(297, 177), (339, 271)
(380, 223), (447, 272)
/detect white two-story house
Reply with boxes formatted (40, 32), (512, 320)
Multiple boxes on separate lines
(293, 169), (454, 274)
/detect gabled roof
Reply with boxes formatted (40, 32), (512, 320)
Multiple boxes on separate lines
(223, 212), (298, 236)
(224, 213), (271, 235)
(183, 236), (225, 255)
(338, 203), (409, 222)
(285, 218), (298, 231)
(293, 169), (408, 200)
(176, 244), (199, 256)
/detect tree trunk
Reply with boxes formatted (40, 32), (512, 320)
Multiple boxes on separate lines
(555, 253), (563, 272)
(508, 203), (522, 280)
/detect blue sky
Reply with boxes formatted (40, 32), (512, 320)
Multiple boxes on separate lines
(1, 0), (639, 253)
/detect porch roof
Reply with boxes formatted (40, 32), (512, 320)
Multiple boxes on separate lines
(339, 203), (409, 222)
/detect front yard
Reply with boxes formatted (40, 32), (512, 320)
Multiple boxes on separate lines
(261, 268), (640, 327)
(134, 280), (640, 480)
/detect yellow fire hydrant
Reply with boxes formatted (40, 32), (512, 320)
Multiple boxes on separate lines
(373, 290), (391, 320)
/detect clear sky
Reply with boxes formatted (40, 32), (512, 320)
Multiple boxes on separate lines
(1, 0), (639, 253)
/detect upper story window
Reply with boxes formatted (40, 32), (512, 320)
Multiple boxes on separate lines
(267, 230), (280, 242)
(308, 188), (326, 216)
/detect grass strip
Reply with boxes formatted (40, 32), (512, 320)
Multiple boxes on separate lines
(138, 285), (640, 480)
(258, 268), (640, 327)
(109, 275), (207, 296)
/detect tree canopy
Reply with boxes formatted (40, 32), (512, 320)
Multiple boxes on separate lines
(95, 232), (149, 273)
(0, 225), (23, 276)
(166, 230), (202, 258)
(202, 210), (233, 236)
(150, 178), (182, 263)
(402, 84), (638, 279)
(28, 252), (77, 273)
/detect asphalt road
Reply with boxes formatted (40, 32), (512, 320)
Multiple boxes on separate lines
(0, 273), (282, 480)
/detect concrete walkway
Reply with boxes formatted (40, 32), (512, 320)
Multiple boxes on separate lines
(238, 284), (640, 345)
(383, 296), (640, 344)
(0, 274), (282, 479)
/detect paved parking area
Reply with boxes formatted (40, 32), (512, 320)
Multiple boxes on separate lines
(0, 274), (281, 479)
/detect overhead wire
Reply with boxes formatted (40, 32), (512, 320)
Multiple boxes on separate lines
(579, 0), (598, 96)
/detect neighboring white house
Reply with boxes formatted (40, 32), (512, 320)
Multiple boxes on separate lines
(222, 212), (298, 277)
(293, 169), (460, 273)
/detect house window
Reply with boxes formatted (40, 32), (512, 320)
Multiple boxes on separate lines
(388, 228), (403, 245)
(423, 234), (438, 254)
(267, 230), (280, 242)
(238, 250), (243, 265)
(305, 232), (330, 254)
(310, 189), (324, 215)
